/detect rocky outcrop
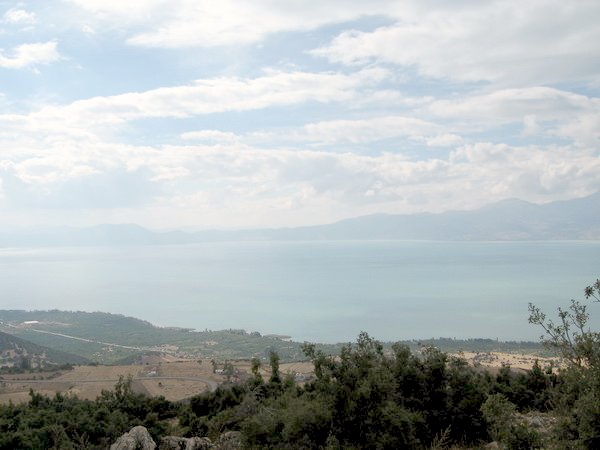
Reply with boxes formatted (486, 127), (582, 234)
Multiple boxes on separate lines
(517, 411), (557, 432)
(112, 427), (241, 450)
(160, 436), (212, 449)
(110, 425), (156, 450)
(484, 443), (501, 449)
(213, 431), (242, 449)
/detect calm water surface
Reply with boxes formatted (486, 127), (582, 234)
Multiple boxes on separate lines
(1, 241), (598, 343)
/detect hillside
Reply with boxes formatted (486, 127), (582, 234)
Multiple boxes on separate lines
(0, 310), (340, 363)
(0, 330), (88, 369)
(0, 310), (543, 364)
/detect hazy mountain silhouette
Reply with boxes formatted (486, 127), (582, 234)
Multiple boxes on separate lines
(0, 192), (598, 246)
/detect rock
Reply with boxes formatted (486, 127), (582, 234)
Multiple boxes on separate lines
(517, 411), (557, 432)
(214, 431), (242, 450)
(188, 437), (214, 449)
(112, 427), (239, 450)
(160, 436), (212, 450)
(111, 426), (156, 450)
(484, 442), (501, 449)
(528, 416), (544, 428)
(159, 436), (187, 449)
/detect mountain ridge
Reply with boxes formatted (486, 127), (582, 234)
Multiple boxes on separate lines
(0, 192), (598, 246)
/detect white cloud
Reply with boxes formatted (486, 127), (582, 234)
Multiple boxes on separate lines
(2, 8), (36, 25)
(424, 134), (463, 147)
(449, 142), (600, 198)
(429, 87), (597, 122)
(428, 87), (600, 145)
(1, 68), (387, 135)
(205, 115), (458, 148)
(0, 41), (60, 69)
(1, 73), (597, 227)
(68, 0), (400, 48)
(312, 0), (600, 86)
(1, 0), (598, 228)
(2, 127), (599, 227)
(522, 115), (542, 137)
(181, 130), (239, 143)
(67, 0), (169, 16)
(302, 116), (440, 144)
(550, 112), (600, 148)
(81, 24), (95, 35)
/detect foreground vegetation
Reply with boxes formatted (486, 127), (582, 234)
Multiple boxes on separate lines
(1, 279), (598, 449)
(0, 340), (545, 449)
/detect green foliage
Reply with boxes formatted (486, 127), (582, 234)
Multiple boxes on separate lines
(250, 357), (262, 382)
(269, 351), (281, 384)
(184, 332), (504, 448)
(3, 279), (598, 448)
(529, 277), (600, 448)
(0, 377), (180, 449)
(0, 333), (561, 449)
(481, 394), (544, 449)
(481, 393), (517, 442)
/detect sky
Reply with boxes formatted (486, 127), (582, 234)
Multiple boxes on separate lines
(0, 0), (599, 230)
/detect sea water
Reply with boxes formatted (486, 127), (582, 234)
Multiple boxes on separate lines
(1, 241), (598, 343)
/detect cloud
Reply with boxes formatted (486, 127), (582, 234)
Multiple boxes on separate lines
(67, 0), (170, 17)
(0, 68), (387, 135)
(1, 166), (159, 209)
(2, 129), (599, 227)
(183, 115), (458, 149)
(1, 73), (597, 227)
(311, 0), (600, 86)
(522, 115), (542, 137)
(1, 0), (598, 228)
(2, 8), (36, 25)
(427, 87), (600, 145)
(429, 87), (597, 122)
(550, 113), (600, 148)
(449, 142), (600, 198)
(424, 134), (463, 147)
(68, 0), (398, 48)
(0, 41), (61, 69)
(180, 130), (239, 143)
(302, 116), (440, 144)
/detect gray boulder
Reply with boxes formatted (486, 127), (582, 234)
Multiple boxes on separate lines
(111, 426), (240, 450)
(110, 426), (156, 450)
(160, 436), (212, 449)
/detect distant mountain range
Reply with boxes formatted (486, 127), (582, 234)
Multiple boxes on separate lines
(1, 192), (598, 246)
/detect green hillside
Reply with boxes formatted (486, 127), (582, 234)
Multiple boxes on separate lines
(0, 331), (89, 368)
(0, 310), (543, 364)
(0, 310), (343, 363)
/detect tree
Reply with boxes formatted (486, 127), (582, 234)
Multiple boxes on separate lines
(528, 277), (600, 447)
(584, 279), (600, 303)
(250, 357), (262, 383)
(223, 361), (235, 381)
(268, 351), (280, 384)
(528, 278), (600, 368)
